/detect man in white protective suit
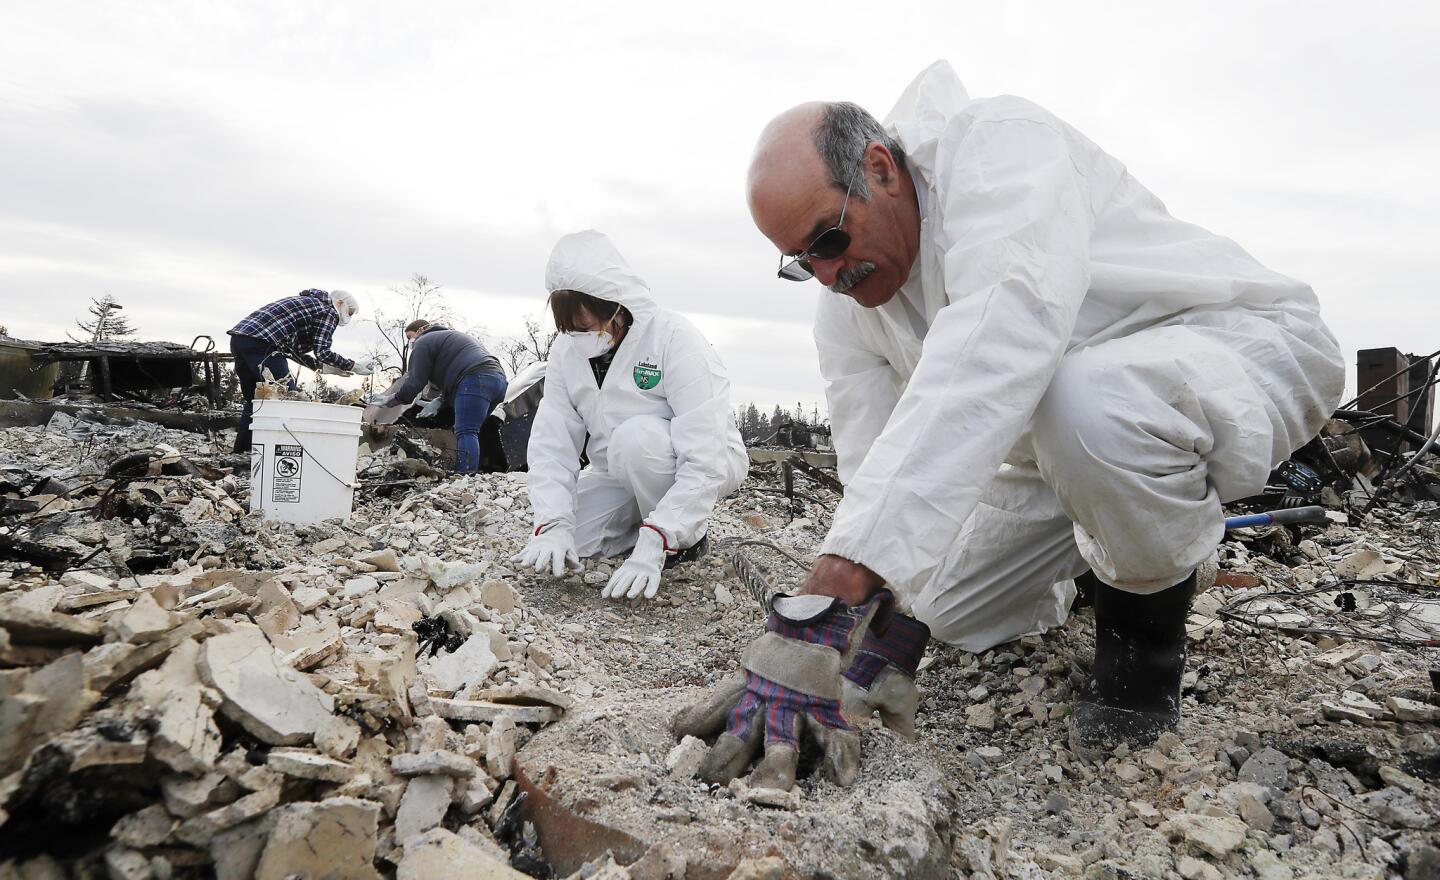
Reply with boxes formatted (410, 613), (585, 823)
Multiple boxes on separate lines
(512, 230), (750, 602)
(674, 61), (1345, 792)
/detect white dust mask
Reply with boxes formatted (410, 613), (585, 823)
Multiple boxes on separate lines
(567, 329), (615, 359)
(565, 305), (622, 358)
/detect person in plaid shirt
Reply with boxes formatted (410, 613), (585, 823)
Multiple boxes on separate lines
(227, 288), (372, 453)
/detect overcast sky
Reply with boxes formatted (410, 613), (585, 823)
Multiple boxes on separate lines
(2, 1), (1437, 412)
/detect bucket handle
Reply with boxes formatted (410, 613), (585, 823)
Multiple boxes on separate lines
(280, 423), (356, 491)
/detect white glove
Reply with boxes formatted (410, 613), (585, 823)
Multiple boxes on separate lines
(321, 364), (352, 376)
(511, 525), (583, 577)
(602, 528), (666, 600)
(361, 357), (386, 375)
(417, 397), (443, 418)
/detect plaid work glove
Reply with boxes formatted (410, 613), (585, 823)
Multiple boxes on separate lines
(673, 590), (893, 792)
(841, 611), (930, 739)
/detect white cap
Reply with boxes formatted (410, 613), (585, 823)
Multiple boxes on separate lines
(330, 289), (359, 325)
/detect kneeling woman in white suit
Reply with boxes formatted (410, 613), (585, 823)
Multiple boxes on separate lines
(513, 230), (749, 601)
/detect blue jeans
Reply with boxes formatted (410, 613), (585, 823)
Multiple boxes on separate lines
(453, 370), (507, 474)
(230, 333), (296, 453)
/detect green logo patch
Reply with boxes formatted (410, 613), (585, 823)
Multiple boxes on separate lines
(633, 362), (662, 391)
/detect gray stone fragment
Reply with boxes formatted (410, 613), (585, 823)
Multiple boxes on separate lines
(394, 775), (454, 843)
(1238, 747), (1289, 790)
(197, 627), (335, 745)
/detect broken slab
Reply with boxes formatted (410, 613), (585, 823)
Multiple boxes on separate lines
(397, 827), (529, 879)
(0, 604), (102, 646)
(479, 580), (516, 615)
(26, 652), (97, 737)
(106, 593), (181, 644)
(174, 785), (282, 846)
(267, 748), (356, 783)
(1387, 695), (1440, 723)
(149, 685), (222, 775)
(270, 618), (342, 672)
(423, 633), (498, 694)
(197, 627), (335, 745)
(477, 681), (573, 710)
(254, 797), (382, 880)
(390, 750), (478, 778)
(394, 775), (454, 843)
(111, 804), (178, 848)
(1161, 812), (1249, 858)
(360, 548), (401, 573)
(430, 698), (560, 725)
(86, 619), (205, 692)
(515, 688), (952, 879)
(161, 772), (237, 819)
(486, 716), (517, 779)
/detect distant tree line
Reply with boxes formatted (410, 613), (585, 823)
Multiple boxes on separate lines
(735, 401), (827, 444)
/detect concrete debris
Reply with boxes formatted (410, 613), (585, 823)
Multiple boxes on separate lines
(398, 828), (529, 879)
(198, 626), (336, 745)
(254, 797), (382, 880)
(1, 414), (1437, 877)
(0, 419), (581, 877)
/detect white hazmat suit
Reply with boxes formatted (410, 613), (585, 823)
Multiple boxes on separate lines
(815, 62), (1345, 651)
(523, 231), (749, 592)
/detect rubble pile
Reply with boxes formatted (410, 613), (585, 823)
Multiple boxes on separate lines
(1, 413), (1438, 878)
(0, 420), (598, 877)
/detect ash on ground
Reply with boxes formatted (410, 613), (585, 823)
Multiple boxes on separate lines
(2, 412), (1438, 880)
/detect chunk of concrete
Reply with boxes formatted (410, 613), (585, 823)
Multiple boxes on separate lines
(87, 619), (205, 692)
(130, 638), (203, 706)
(665, 735), (708, 780)
(267, 749), (356, 783)
(394, 775), (454, 843)
(0, 604), (102, 646)
(397, 828), (529, 879)
(430, 699), (559, 725)
(149, 686), (222, 775)
(209, 815), (278, 880)
(424, 633), (498, 694)
(26, 652), (97, 738)
(198, 627), (335, 745)
(486, 716), (517, 780)
(254, 797), (382, 880)
(360, 549), (401, 573)
(1387, 695), (1440, 723)
(107, 593), (181, 644)
(391, 751), (478, 778)
(111, 804), (177, 848)
(477, 681), (572, 710)
(1162, 813), (1249, 858)
(479, 580), (516, 615)
(160, 772), (237, 819)
(175, 785), (282, 846)
(316, 714), (363, 759)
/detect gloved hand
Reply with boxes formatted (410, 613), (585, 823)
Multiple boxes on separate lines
(416, 397), (443, 419)
(673, 590), (893, 792)
(841, 611), (930, 738)
(601, 527), (665, 600)
(321, 364), (352, 376)
(511, 524), (583, 577)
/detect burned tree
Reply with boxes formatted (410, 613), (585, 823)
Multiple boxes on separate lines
(69, 295), (137, 343)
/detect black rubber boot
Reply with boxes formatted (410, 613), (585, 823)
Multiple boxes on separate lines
(233, 426), (252, 455)
(1073, 572), (1194, 748)
(664, 534), (709, 571)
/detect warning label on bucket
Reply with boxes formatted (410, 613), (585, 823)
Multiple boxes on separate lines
(272, 443), (304, 502)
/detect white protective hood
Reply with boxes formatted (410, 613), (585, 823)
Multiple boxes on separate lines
(814, 61), (1343, 607)
(526, 231), (748, 550)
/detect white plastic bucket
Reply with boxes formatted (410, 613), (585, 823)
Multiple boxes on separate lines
(249, 399), (363, 524)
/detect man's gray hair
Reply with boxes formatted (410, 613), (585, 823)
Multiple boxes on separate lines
(814, 102), (906, 200)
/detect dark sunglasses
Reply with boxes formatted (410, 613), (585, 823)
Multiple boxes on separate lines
(776, 163), (860, 282)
